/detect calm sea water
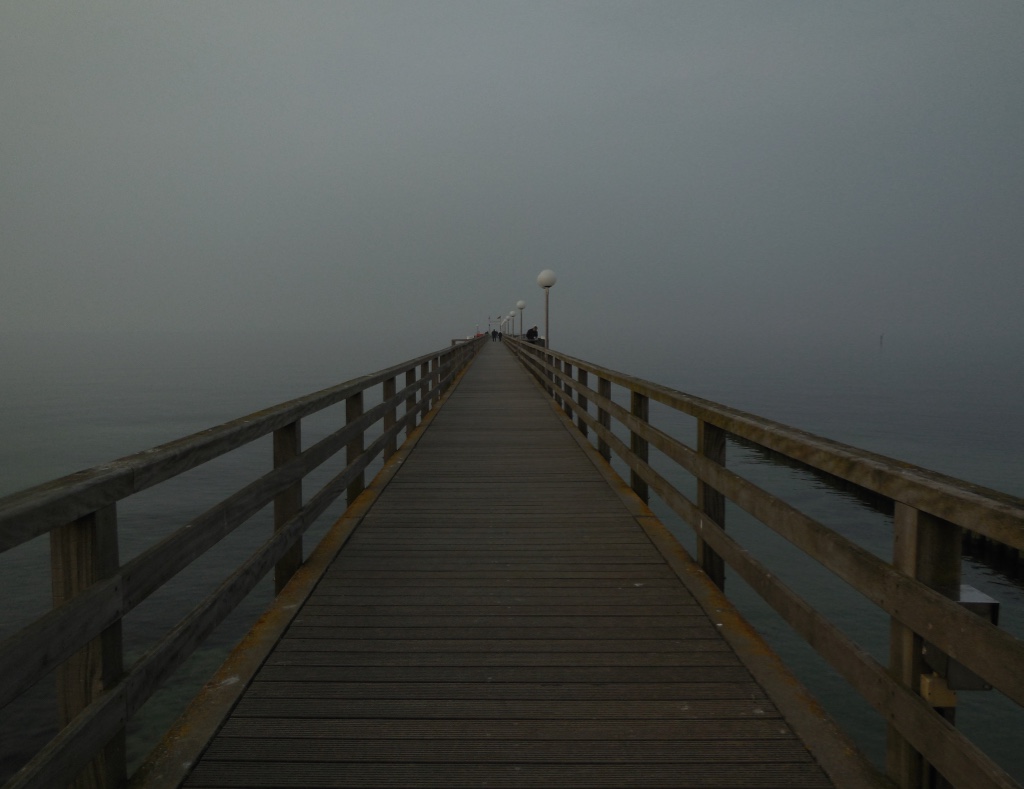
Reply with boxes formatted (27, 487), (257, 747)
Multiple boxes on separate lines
(1, 331), (1021, 782)
(582, 333), (1024, 782)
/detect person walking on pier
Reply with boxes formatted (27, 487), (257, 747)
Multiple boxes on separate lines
(491, 330), (497, 341)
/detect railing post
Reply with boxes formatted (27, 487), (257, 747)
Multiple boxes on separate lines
(440, 350), (452, 392)
(597, 377), (611, 461)
(697, 420), (726, 590)
(420, 361), (430, 412)
(346, 391), (365, 505)
(887, 503), (962, 788)
(576, 367), (589, 437)
(562, 361), (573, 416)
(630, 390), (649, 504)
(273, 420), (302, 594)
(430, 356), (440, 406)
(383, 376), (397, 460)
(50, 504), (126, 789)
(406, 368), (417, 430)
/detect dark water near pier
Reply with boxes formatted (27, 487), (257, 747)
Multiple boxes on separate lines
(577, 332), (1024, 782)
(1, 330), (1021, 782)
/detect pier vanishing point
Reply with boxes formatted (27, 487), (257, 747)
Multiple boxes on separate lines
(2, 338), (1023, 789)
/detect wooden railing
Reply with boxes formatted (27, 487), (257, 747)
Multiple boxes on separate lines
(0, 338), (483, 789)
(509, 339), (1024, 789)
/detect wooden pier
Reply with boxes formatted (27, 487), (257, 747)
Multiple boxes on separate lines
(169, 344), (853, 788)
(5, 338), (1023, 789)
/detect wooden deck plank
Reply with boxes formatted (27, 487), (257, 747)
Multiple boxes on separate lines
(309, 594), (691, 605)
(199, 738), (816, 763)
(262, 651), (745, 668)
(317, 577), (687, 588)
(253, 665), (755, 683)
(228, 698), (783, 720)
(213, 717), (798, 740)
(300, 607), (701, 617)
(243, 681), (769, 701)
(181, 342), (834, 788)
(185, 762), (832, 788)
(292, 612), (709, 624)
(271, 638), (736, 654)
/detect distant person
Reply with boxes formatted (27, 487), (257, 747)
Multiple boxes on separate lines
(498, 331), (503, 341)
(526, 326), (539, 342)
(491, 330), (497, 342)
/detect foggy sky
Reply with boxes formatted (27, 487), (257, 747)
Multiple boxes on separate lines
(2, 1), (1022, 363)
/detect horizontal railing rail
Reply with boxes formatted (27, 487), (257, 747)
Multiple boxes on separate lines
(508, 339), (1024, 789)
(0, 337), (484, 789)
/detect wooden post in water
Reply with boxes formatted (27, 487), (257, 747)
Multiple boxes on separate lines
(697, 420), (726, 590)
(597, 377), (611, 461)
(50, 504), (126, 789)
(576, 367), (589, 438)
(630, 391), (649, 504)
(273, 421), (302, 594)
(346, 392), (364, 505)
(887, 504), (962, 788)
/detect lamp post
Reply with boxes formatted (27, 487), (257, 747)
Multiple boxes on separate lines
(516, 300), (525, 339)
(536, 269), (557, 348)
(509, 310), (516, 337)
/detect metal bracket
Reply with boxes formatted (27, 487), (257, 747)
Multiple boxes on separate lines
(921, 584), (1000, 691)
(920, 673), (958, 707)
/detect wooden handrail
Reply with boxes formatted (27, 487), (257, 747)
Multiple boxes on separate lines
(0, 346), (469, 552)
(508, 338), (1024, 789)
(511, 341), (1024, 548)
(0, 337), (484, 789)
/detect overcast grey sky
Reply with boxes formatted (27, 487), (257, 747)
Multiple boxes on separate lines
(2, 1), (1022, 363)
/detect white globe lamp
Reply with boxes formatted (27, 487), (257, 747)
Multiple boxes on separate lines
(536, 270), (557, 348)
